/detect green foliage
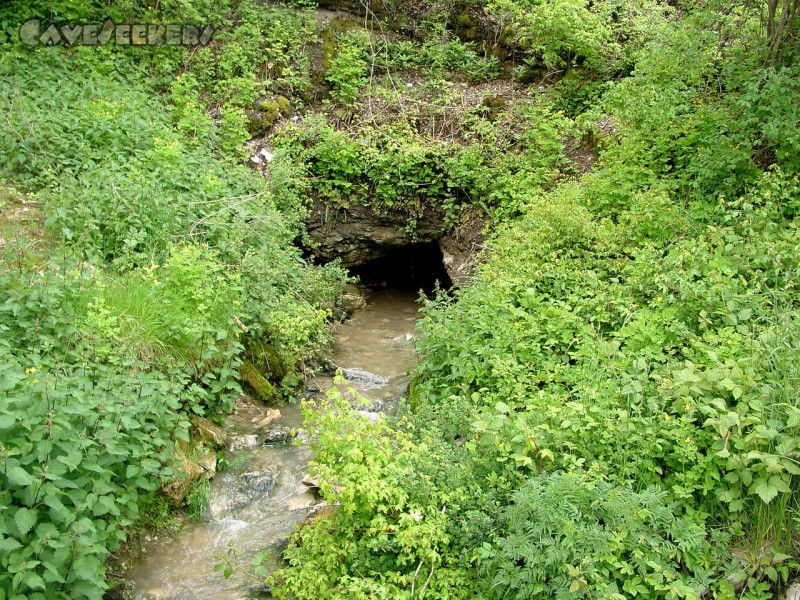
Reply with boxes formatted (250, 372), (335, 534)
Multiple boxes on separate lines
(186, 478), (210, 521)
(276, 3), (800, 594)
(487, 0), (669, 74)
(0, 6), (348, 596)
(272, 381), (485, 598)
(182, 2), (316, 108)
(326, 31), (371, 107)
(274, 103), (570, 219)
(489, 0), (617, 69)
(483, 473), (713, 599)
(0, 260), (191, 599)
(218, 105), (250, 162)
(375, 24), (500, 82)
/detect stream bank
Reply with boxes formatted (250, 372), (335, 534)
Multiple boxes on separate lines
(126, 289), (422, 599)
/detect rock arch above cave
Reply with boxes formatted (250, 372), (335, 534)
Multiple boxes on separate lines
(304, 199), (486, 287)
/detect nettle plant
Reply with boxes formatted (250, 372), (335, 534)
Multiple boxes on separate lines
(0, 259), (193, 599)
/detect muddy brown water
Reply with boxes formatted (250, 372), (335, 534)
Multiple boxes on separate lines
(128, 290), (422, 599)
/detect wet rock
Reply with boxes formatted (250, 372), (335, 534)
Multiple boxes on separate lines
(240, 471), (277, 492)
(353, 396), (384, 412)
(254, 408), (281, 429)
(262, 426), (297, 444)
(341, 368), (389, 386)
(191, 415), (227, 448)
(228, 434), (260, 451)
(304, 380), (325, 393)
(389, 332), (416, 347)
(162, 445), (216, 505)
(286, 490), (316, 511)
(784, 581), (800, 600)
(358, 410), (381, 423)
(209, 469), (276, 515)
(339, 284), (366, 314)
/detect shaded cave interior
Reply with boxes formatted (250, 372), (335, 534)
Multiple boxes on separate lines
(348, 241), (452, 293)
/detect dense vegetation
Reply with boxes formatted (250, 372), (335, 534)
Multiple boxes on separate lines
(0, 0), (798, 598)
(0, 2), (346, 597)
(267, 1), (800, 599)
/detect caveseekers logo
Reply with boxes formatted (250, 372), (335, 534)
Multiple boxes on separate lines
(19, 19), (214, 47)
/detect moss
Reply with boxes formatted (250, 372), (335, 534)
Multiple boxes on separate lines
(453, 11), (478, 41)
(239, 360), (277, 402)
(320, 17), (363, 69)
(480, 95), (506, 121)
(456, 11), (474, 28)
(247, 340), (291, 379)
(259, 99), (280, 120)
(248, 96), (293, 136)
(275, 95), (292, 117)
(481, 95), (506, 111)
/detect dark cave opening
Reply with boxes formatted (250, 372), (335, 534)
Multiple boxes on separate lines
(349, 241), (452, 294)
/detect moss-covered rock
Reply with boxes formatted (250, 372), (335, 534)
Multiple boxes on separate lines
(453, 11), (479, 41)
(247, 96), (293, 137)
(239, 360), (277, 402)
(161, 443), (216, 505)
(247, 340), (291, 379)
(275, 95), (292, 117)
(190, 415), (227, 449)
(480, 94), (506, 120)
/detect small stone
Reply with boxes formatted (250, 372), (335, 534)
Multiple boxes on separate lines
(784, 581), (800, 600)
(254, 408), (281, 428)
(228, 434), (260, 451)
(262, 426), (296, 444)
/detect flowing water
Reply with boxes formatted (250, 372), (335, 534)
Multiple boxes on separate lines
(128, 290), (421, 599)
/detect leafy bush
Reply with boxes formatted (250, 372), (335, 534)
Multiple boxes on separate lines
(326, 31), (371, 107)
(0, 260), (191, 599)
(0, 9), (348, 596)
(272, 383), (485, 599)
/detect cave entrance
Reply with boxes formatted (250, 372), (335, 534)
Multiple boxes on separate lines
(349, 241), (452, 294)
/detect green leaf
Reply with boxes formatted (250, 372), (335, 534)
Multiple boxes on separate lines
(23, 572), (46, 591)
(0, 536), (22, 552)
(751, 478), (779, 504)
(14, 508), (35, 536)
(6, 466), (34, 487)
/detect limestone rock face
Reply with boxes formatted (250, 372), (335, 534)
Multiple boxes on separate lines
(162, 444), (216, 505)
(305, 199), (486, 287)
(190, 415), (227, 449)
(305, 200), (449, 267)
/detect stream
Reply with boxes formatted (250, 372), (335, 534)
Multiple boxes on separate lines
(128, 290), (421, 599)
